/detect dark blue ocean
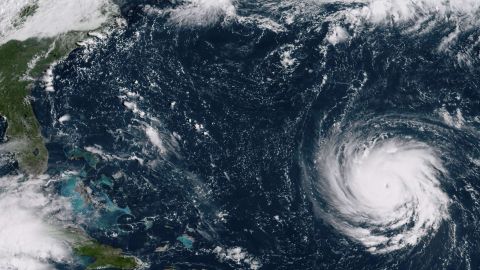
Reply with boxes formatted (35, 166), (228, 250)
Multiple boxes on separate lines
(11, 0), (480, 269)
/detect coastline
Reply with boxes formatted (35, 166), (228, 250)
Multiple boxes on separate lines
(0, 1), (140, 268)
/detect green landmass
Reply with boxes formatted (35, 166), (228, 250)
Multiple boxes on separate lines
(75, 242), (137, 270)
(0, 13), (138, 270)
(0, 33), (85, 174)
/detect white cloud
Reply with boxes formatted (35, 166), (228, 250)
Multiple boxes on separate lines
(0, 0), (118, 45)
(0, 175), (71, 269)
(169, 0), (236, 27)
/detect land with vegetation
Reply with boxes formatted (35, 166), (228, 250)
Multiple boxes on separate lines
(0, 34), (84, 174)
(0, 14), (138, 269)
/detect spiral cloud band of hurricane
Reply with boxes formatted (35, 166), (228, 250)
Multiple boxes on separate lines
(1, 0), (479, 268)
(312, 131), (450, 253)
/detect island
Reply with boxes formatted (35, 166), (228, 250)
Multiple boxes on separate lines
(0, 6), (139, 269)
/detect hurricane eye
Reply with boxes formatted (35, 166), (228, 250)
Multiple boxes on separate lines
(311, 136), (450, 253)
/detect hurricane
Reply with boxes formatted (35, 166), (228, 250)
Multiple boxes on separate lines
(303, 115), (454, 253)
(296, 0), (480, 260)
(2, 0), (480, 269)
